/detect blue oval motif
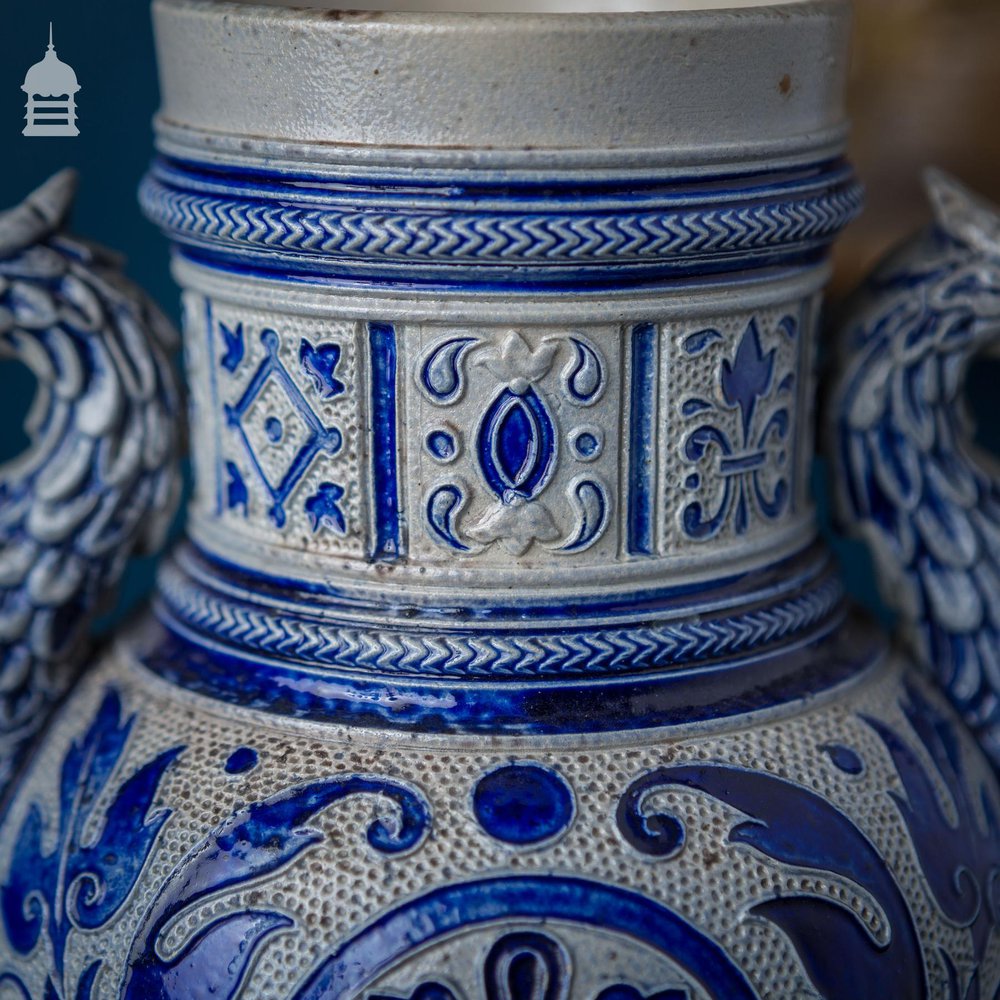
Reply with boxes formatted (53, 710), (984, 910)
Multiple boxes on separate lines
(473, 763), (574, 845)
(563, 337), (604, 404)
(478, 388), (555, 501)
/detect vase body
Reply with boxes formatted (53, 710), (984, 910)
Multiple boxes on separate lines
(0, 2), (998, 999)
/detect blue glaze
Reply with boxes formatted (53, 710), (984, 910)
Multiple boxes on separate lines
(472, 763), (574, 845)
(627, 324), (656, 556)
(617, 761), (925, 998)
(0, 691), (183, 998)
(140, 155), (864, 288)
(294, 875), (757, 999)
(478, 387), (555, 502)
(138, 612), (879, 735)
(559, 479), (608, 552)
(372, 930), (687, 1000)
(122, 774), (430, 1000)
(300, 338), (346, 399)
(224, 329), (342, 529)
(180, 536), (835, 623)
(369, 323), (401, 561)
(862, 681), (1000, 968)
(426, 430), (456, 461)
(224, 461), (248, 516)
(574, 431), (599, 458)
(421, 338), (477, 402)
(564, 337), (604, 403)
(426, 484), (470, 551)
(218, 320), (245, 373)
(682, 319), (792, 540)
(224, 746), (259, 774)
(264, 416), (283, 443)
(305, 482), (347, 534)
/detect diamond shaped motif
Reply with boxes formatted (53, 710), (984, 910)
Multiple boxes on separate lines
(224, 328), (343, 528)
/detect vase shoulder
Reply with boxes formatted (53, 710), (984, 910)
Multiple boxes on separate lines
(0, 638), (996, 999)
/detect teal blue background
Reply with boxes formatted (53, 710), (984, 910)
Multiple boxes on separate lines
(4, 0), (997, 631)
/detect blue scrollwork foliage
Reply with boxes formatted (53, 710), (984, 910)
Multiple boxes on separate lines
(0, 690), (183, 1000)
(121, 773), (429, 999)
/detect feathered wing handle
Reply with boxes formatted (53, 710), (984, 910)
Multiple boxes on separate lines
(827, 169), (1000, 766)
(0, 170), (182, 795)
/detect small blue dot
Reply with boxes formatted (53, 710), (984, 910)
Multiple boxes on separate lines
(473, 763), (574, 846)
(685, 473), (700, 490)
(575, 432), (599, 458)
(224, 746), (259, 774)
(427, 430), (456, 460)
(265, 417), (283, 443)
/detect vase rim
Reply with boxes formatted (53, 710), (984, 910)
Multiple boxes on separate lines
(215, 0), (829, 13)
(152, 0), (852, 169)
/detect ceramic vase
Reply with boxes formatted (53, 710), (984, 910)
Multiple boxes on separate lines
(0, 1), (998, 998)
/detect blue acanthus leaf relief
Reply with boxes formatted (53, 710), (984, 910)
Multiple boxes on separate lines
(225, 461), (248, 516)
(862, 680), (1000, 997)
(122, 775), (431, 1000)
(305, 482), (347, 534)
(300, 338), (345, 400)
(218, 320), (245, 373)
(225, 328), (343, 528)
(681, 318), (794, 539)
(559, 479), (609, 553)
(427, 484), (471, 551)
(0, 690), (183, 1000)
(419, 337), (478, 402)
(562, 337), (604, 404)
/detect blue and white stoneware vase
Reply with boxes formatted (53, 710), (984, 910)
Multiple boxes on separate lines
(1, 1), (999, 997)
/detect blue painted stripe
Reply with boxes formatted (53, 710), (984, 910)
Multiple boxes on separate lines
(628, 323), (657, 556)
(369, 322), (401, 561)
(204, 297), (223, 516)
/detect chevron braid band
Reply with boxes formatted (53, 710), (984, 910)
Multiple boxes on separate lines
(156, 559), (845, 678)
(139, 157), (863, 282)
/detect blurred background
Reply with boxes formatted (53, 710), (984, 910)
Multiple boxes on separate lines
(1, 0), (999, 627)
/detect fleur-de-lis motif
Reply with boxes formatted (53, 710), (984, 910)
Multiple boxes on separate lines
(681, 318), (794, 540)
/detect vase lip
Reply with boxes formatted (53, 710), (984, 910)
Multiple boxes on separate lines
(213, 0), (833, 14)
(152, 0), (852, 172)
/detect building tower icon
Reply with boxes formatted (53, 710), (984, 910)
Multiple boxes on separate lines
(21, 25), (80, 137)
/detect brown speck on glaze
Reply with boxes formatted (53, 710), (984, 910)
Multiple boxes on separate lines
(779, 73), (792, 96)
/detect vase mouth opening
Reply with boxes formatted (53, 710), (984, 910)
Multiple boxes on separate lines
(219, 0), (815, 11)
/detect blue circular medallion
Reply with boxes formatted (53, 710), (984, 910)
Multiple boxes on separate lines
(473, 763), (574, 845)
